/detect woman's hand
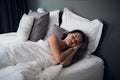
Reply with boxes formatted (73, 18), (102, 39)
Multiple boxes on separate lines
(60, 45), (81, 67)
(72, 44), (81, 51)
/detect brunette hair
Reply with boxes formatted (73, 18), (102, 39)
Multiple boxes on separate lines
(62, 29), (89, 64)
(62, 30), (87, 43)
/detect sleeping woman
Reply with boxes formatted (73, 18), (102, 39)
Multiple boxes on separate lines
(48, 29), (89, 66)
(0, 29), (89, 69)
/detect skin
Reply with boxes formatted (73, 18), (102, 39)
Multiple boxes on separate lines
(47, 32), (83, 66)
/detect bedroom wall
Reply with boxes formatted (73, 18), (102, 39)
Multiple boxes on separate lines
(27, 0), (120, 80)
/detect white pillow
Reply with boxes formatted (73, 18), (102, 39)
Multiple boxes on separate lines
(37, 8), (60, 40)
(37, 8), (46, 13)
(17, 14), (34, 41)
(60, 8), (103, 56)
(43, 65), (62, 80)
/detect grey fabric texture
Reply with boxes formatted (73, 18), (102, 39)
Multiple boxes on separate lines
(28, 10), (49, 41)
(45, 24), (67, 40)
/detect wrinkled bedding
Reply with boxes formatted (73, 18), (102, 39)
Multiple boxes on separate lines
(0, 40), (62, 80)
(0, 32), (19, 44)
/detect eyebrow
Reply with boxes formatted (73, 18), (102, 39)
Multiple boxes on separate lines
(75, 34), (80, 39)
(74, 34), (78, 37)
(75, 34), (82, 42)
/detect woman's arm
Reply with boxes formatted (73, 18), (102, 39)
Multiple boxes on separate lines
(48, 35), (74, 63)
(60, 45), (80, 66)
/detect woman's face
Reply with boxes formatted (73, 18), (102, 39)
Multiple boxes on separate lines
(65, 32), (83, 47)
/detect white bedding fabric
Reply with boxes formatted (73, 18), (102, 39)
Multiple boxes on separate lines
(0, 32), (19, 44)
(57, 55), (104, 80)
(0, 40), (63, 80)
(0, 61), (62, 80)
(0, 33), (104, 80)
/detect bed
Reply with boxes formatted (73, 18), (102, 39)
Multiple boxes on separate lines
(0, 8), (104, 80)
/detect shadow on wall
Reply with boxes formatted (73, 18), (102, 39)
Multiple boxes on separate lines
(93, 20), (109, 80)
(94, 20), (108, 55)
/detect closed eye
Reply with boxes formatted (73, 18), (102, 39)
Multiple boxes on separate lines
(72, 35), (75, 39)
(73, 34), (76, 39)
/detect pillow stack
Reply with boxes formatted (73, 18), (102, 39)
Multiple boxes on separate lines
(28, 10), (49, 41)
(16, 14), (34, 41)
(37, 9), (60, 40)
(17, 8), (103, 57)
(60, 8), (103, 56)
(16, 8), (60, 42)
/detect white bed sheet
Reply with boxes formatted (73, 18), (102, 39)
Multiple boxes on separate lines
(57, 55), (104, 80)
(0, 33), (104, 80)
(0, 32), (19, 44)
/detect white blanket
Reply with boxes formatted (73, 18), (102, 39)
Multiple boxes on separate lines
(0, 40), (63, 80)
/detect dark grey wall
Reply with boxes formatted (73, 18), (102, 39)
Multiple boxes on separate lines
(27, 0), (120, 80)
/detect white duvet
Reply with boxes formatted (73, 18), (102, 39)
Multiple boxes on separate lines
(0, 40), (62, 80)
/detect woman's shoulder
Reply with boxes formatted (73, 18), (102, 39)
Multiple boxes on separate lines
(50, 34), (58, 38)
(47, 34), (62, 48)
(47, 34), (60, 42)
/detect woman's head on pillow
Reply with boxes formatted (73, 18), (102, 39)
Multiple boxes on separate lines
(62, 29), (89, 61)
(62, 29), (88, 47)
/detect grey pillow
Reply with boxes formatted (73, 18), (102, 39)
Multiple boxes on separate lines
(44, 24), (67, 40)
(28, 10), (49, 41)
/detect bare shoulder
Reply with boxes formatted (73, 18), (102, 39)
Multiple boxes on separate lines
(47, 34), (61, 58)
(47, 34), (61, 47)
(47, 34), (61, 50)
(47, 34), (59, 42)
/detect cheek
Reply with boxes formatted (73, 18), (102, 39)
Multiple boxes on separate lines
(68, 35), (72, 39)
(66, 39), (71, 46)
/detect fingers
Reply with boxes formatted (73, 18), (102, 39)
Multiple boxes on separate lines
(72, 45), (79, 50)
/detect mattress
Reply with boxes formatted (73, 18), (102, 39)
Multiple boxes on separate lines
(0, 33), (104, 80)
(0, 32), (19, 44)
(56, 55), (104, 80)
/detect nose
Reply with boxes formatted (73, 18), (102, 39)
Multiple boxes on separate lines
(72, 39), (77, 43)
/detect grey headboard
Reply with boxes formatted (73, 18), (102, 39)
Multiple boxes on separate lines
(27, 0), (120, 80)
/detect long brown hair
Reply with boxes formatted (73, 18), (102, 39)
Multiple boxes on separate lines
(62, 29), (89, 64)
